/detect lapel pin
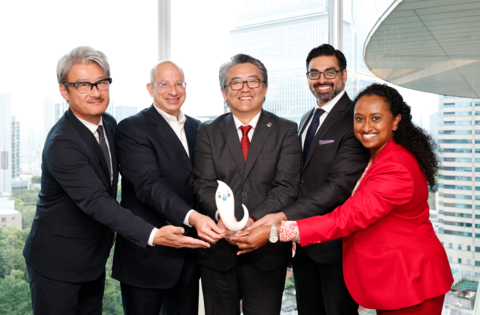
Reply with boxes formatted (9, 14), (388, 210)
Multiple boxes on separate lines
(267, 122), (272, 127)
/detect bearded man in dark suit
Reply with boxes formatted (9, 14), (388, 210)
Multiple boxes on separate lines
(238, 44), (370, 315)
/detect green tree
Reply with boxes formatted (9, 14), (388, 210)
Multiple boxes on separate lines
(0, 269), (32, 315)
(31, 176), (41, 184)
(0, 226), (28, 281)
(102, 246), (123, 315)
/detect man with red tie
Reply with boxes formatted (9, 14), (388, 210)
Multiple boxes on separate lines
(194, 54), (302, 315)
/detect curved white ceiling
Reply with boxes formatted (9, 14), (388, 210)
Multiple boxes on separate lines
(364, 0), (480, 98)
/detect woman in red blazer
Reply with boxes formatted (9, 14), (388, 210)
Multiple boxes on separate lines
(235, 84), (453, 314)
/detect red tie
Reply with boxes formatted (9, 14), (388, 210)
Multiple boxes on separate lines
(240, 125), (252, 163)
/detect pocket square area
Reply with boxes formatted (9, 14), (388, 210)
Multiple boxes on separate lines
(319, 140), (334, 145)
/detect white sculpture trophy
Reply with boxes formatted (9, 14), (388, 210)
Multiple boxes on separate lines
(215, 180), (249, 238)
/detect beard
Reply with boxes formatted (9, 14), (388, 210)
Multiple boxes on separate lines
(310, 80), (344, 104)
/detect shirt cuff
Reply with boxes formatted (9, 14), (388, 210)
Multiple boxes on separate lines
(183, 210), (196, 227)
(148, 227), (158, 246)
(280, 221), (301, 243)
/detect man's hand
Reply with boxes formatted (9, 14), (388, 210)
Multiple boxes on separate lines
(153, 225), (210, 249)
(249, 212), (287, 229)
(232, 225), (272, 255)
(189, 211), (225, 244)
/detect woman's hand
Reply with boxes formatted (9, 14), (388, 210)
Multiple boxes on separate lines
(232, 225), (272, 255)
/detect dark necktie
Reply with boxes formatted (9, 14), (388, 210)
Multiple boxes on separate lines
(97, 125), (112, 181)
(303, 108), (325, 163)
(240, 125), (253, 163)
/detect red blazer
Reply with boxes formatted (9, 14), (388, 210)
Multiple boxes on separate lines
(297, 139), (453, 310)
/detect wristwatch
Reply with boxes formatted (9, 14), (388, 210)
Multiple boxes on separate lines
(269, 224), (278, 243)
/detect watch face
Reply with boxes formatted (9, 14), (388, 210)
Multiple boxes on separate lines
(269, 235), (279, 243)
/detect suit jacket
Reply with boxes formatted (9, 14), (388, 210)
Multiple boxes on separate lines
(282, 92), (370, 263)
(298, 139), (453, 310)
(23, 109), (154, 283)
(112, 105), (200, 289)
(194, 110), (302, 272)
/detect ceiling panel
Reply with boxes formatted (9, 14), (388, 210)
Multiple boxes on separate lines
(364, 0), (480, 98)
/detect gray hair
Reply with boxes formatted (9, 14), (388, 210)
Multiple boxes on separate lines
(219, 54), (268, 91)
(56, 46), (110, 84)
(150, 60), (185, 84)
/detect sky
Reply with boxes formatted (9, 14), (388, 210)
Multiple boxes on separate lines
(0, 0), (439, 145)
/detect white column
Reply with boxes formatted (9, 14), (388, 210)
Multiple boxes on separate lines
(329, 0), (343, 52)
(158, 0), (171, 60)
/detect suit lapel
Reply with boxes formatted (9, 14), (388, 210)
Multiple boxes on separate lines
(298, 109), (314, 140)
(65, 110), (113, 194)
(303, 93), (351, 171)
(148, 105), (193, 174)
(103, 117), (117, 188)
(219, 113), (246, 179)
(184, 116), (197, 164)
(244, 110), (274, 181)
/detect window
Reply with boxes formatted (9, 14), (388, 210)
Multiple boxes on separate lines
(468, 245), (471, 251)
(458, 258), (462, 264)
(458, 244), (462, 250)
(449, 243), (453, 249)
(476, 261), (480, 267)
(1, 218), (5, 223)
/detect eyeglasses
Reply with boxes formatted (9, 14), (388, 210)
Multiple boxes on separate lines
(306, 70), (342, 80)
(64, 78), (112, 94)
(154, 82), (187, 90)
(225, 79), (263, 91)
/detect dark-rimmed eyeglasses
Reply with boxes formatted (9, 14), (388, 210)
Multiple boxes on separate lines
(306, 70), (342, 80)
(225, 79), (263, 91)
(64, 78), (112, 94)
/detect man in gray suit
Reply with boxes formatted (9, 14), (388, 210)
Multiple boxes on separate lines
(194, 54), (302, 315)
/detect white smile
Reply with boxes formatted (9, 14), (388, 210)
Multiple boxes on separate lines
(316, 86), (331, 91)
(239, 97), (253, 100)
(362, 133), (377, 140)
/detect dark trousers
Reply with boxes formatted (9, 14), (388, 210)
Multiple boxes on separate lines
(200, 255), (287, 315)
(121, 258), (199, 315)
(293, 246), (358, 315)
(27, 264), (105, 315)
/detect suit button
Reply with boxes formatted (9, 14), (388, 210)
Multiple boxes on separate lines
(189, 179), (194, 185)
(242, 191), (247, 197)
(299, 180), (304, 185)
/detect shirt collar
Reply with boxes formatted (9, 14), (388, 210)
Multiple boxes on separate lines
(315, 89), (345, 114)
(154, 105), (186, 124)
(73, 113), (104, 134)
(233, 111), (261, 130)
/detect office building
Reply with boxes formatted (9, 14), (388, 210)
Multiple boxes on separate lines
(0, 194), (21, 229)
(0, 93), (12, 194)
(228, 0), (373, 122)
(44, 95), (68, 139)
(437, 96), (480, 272)
(11, 116), (20, 179)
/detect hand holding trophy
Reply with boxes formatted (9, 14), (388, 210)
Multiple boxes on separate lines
(215, 180), (249, 238)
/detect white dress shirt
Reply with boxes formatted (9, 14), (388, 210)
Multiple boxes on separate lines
(301, 90), (345, 149)
(233, 111), (261, 142)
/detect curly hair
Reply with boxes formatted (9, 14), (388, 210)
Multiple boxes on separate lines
(354, 83), (438, 190)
